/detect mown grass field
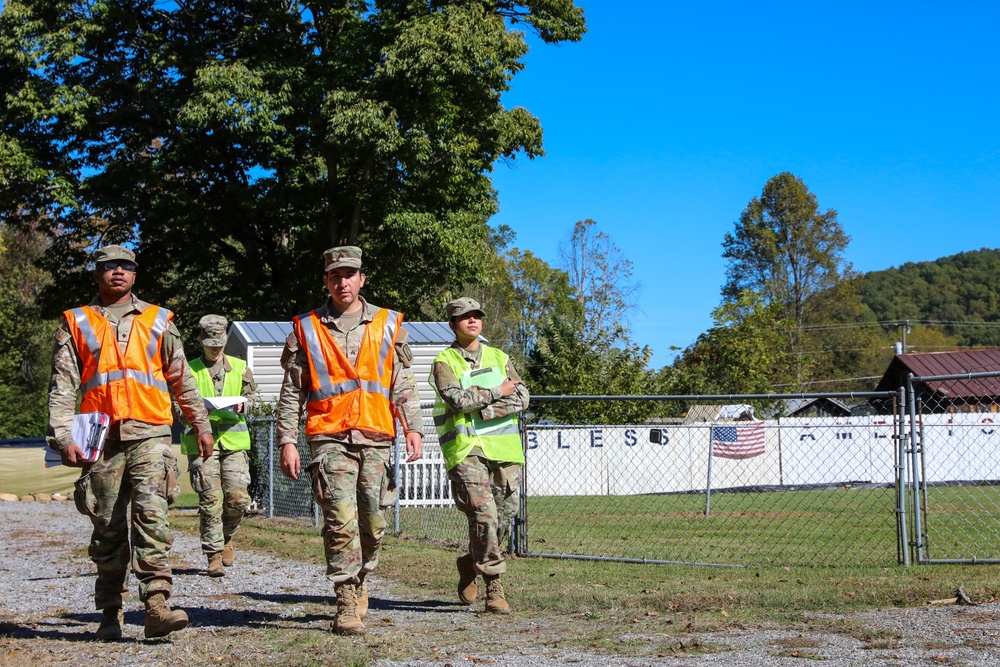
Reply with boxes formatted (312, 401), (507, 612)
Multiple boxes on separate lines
(399, 484), (1000, 567)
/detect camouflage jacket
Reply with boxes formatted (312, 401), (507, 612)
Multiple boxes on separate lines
(431, 342), (530, 420)
(275, 297), (424, 448)
(46, 294), (212, 450)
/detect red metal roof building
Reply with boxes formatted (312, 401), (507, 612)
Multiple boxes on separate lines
(874, 349), (1000, 413)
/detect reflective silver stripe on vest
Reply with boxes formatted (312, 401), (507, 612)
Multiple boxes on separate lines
(217, 422), (249, 433)
(144, 308), (171, 361)
(297, 313), (336, 403)
(306, 377), (391, 403)
(70, 308), (102, 356)
(377, 309), (400, 382)
(300, 311), (394, 403)
(438, 422), (475, 446)
(81, 368), (169, 394)
(481, 421), (521, 437)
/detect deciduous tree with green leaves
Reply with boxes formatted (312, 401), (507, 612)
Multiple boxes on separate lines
(722, 172), (852, 329)
(0, 223), (55, 437)
(0, 0), (586, 334)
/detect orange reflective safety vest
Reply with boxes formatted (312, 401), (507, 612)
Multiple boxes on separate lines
(63, 304), (174, 425)
(292, 307), (403, 437)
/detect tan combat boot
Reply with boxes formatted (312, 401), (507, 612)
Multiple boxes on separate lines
(484, 574), (510, 614)
(207, 552), (225, 578)
(332, 582), (366, 635)
(222, 539), (235, 567)
(95, 606), (123, 641)
(356, 574), (369, 620)
(456, 554), (478, 604)
(144, 592), (188, 638)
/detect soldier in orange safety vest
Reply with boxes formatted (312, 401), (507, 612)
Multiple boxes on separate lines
(276, 245), (424, 636)
(46, 244), (214, 641)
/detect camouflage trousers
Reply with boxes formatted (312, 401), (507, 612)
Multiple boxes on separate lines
(187, 448), (251, 555)
(73, 436), (181, 609)
(448, 455), (522, 577)
(307, 443), (391, 584)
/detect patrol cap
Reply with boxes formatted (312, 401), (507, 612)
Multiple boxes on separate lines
(198, 314), (228, 347)
(446, 297), (485, 320)
(92, 245), (137, 267)
(324, 246), (363, 272)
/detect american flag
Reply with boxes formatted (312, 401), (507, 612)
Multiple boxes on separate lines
(711, 421), (766, 459)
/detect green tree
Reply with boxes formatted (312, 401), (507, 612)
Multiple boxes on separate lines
(0, 0), (586, 333)
(722, 172), (852, 329)
(672, 290), (792, 395)
(0, 223), (55, 437)
(527, 317), (666, 424)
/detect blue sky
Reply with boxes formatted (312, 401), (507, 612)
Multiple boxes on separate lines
(489, 0), (1000, 368)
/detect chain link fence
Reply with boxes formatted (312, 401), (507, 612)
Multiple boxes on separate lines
(522, 393), (905, 567)
(907, 370), (1000, 564)
(244, 383), (1000, 568)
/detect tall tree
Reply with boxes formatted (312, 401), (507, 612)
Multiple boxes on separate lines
(0, 1), (586, 331)
(559, 219), (639, 340)
(722, 172), (852, 329)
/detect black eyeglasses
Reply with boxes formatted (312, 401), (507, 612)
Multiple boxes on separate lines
(99, 260), (137, 272)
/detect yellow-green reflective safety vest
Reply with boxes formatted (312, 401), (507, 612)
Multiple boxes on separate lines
(180, 355), (251, 454)
(430, 345), (524, 470)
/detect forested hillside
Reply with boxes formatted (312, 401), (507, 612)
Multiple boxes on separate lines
(859, 248), (1000, 347)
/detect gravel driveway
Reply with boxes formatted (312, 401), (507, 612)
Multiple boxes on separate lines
(3, 500), (1000, 667)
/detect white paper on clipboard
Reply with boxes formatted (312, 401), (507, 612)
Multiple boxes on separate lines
(46, 412), (110, 467)
(203, 396), (246, 411)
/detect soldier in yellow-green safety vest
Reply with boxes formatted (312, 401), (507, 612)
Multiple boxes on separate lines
(430, 297), (529, 615)
(178, 315), (257, 577)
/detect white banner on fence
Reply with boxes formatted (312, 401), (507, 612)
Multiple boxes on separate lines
(919, 412), (1000, 483)
(779, 417), (897, 486)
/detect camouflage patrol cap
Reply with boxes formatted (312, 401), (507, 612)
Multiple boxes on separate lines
(323, 246), (363, 272)
(446, 297), (485, 320)
(92, 245), (137, 266)
(198, 314), (228, 347)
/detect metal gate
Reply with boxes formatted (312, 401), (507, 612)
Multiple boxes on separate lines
(906, 370), (1000, 564)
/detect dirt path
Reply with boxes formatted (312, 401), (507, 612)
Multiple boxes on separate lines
(3, 500), (1000, 667)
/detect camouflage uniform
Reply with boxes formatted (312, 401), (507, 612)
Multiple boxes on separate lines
(178, 314), (258, 556)
(276, 297), (423, 584)
(432, 342), (530, 576)
(47, 292), (210, 609)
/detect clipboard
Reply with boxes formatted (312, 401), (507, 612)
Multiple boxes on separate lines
(45, 412), (110, 467)
(459, 366), (516, 436)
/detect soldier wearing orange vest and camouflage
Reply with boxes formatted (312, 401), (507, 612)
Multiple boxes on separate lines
(276, 246), (423, 635)
(46, 245), (214, 641)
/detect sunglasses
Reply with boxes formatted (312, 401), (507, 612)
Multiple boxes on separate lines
(99, 260), (137, 272)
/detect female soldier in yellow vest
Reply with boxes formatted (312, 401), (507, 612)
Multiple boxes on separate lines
(430, 297), (530, 614)
(178, 315), (257, 577)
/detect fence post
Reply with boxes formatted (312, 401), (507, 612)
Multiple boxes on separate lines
(895, 386), (909, 566)
(704, 425), (715, 517)
(268, 419), (275, 520)
(906, 374), (926, 563)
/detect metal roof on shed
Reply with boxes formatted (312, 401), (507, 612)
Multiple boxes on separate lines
(231, 320), (455, 345)
(874, 349), (1000, 398)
